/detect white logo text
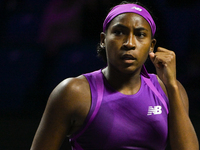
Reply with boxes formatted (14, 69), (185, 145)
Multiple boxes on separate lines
(147, 106), (162, 115)
(131, 6), (142, 11)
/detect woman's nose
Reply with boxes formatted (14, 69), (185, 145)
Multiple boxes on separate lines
(123, 34), (136, 50)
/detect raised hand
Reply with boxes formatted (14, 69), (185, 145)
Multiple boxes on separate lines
(149, 47), (177, 87)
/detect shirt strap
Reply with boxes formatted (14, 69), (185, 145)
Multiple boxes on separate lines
(142, 76), (169, 114)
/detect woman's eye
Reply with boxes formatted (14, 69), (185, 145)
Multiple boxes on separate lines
(136, 32), (146, 38)
(114, 30), (123, 35)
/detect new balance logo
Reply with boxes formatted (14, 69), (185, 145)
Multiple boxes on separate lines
(147, 106), (162, 115)
(131, 6), (142, 11)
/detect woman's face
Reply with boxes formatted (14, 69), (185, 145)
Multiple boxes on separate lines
(101, 13), (156, 74)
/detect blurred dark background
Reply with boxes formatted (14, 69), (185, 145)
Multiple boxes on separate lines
(0, 0), (199, 149)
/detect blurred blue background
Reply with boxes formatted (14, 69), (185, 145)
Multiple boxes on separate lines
(0, 0), (200, 149)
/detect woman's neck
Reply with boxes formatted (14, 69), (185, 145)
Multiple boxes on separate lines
(102, 66), (142, 95)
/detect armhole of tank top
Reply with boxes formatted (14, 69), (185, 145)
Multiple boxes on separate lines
(142, 75), (169, 114)
(149, 74), (169, 105)
(70, 70), (104, 144)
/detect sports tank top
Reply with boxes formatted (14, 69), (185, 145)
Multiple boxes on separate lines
(70, 69), (169, 150)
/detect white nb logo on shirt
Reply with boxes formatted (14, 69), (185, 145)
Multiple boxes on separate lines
(147, 106), (162, 115)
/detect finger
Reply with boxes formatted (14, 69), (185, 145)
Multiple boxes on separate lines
(157, 47), (169, 52)
(149, 52), (164, 68)
(149, 51), (155, 62)
(155, 50), (176, 65)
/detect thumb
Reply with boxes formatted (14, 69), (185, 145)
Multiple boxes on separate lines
(149, 51), (155, 63)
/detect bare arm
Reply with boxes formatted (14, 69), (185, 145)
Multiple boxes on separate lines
(167, 80), (198, 150)
(150, 47), (199, 150)
(30, 76), (91, 150)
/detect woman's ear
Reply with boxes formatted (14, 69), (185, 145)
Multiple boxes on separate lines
(100, 32), (106, 48)
(149, 38), (157, 53)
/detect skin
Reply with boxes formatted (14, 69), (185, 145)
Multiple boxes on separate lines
(30, 13), (199, 150)
(150, 48), (199, 149)
(100, 13), (156, 95)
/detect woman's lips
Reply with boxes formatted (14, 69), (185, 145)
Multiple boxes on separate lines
(121, 54), (136, 63)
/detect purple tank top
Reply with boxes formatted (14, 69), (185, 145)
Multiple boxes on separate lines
(70, 69), (169, 150)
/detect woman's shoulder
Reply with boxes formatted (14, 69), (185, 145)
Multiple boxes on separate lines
(147, 73), (168, 98)
(151, 74), (188, 111)
(57, 75), (89, 93)
(46, 75), (92, 135)
(50, 75), (90, 105)
(47, 75), (91, 119)
(154, 75), (189, 112)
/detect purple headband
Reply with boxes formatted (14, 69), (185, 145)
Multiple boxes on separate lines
(103, 4), (156, 36)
